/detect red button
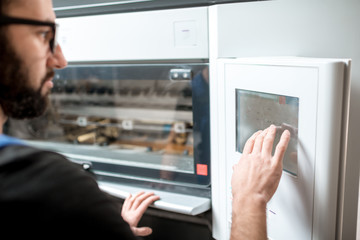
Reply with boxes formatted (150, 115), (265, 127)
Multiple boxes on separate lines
(197, 164), (208, 176)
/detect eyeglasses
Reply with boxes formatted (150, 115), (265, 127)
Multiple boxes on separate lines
(0, 15), (58, 54)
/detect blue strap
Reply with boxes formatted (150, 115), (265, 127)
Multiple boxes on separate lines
(0, 134), (25, 149)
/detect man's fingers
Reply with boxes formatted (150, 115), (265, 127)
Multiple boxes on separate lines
(273, 130), (291, 166)
(133, 195), (160, 215)
(131, 192), (158, 210)
(242, 130), (262, 154)
(131, 192), (152, 209)
(122, 193), (132, 210)
(262, 125), (276, 157)
(125, 191), (145, 209)
(252, 128), (269, 153)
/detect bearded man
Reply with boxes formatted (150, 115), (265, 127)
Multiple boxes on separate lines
(0, 0), (159, 238)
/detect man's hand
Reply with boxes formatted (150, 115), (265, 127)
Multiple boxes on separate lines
(230, 125), (290, 240)
(232, 124), (290, 204)
(121, 191), (160, 236)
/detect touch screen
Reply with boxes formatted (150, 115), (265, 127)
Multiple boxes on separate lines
(236, 89), (299, 176)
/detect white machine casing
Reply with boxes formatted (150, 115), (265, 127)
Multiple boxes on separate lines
(211, 57), (351, 240)
(57, 7), (208, 62)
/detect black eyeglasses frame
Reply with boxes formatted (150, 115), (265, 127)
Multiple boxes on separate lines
(0, 15), (58, 53)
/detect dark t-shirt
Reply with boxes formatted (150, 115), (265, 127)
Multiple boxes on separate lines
(0, 145), (137, 239)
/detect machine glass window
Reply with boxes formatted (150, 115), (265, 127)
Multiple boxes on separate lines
(236, 89), (299, 176)
(5, 64), (210, 186)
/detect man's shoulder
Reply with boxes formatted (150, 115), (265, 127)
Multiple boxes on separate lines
(0, 144), (68, 166)
(0, 145), (99, 207)
(0, 144), (90, 192)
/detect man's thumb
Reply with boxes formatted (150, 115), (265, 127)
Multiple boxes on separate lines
(132, 226), (153, 236)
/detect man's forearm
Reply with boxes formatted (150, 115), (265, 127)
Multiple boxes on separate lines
(230, 196), (267, 240)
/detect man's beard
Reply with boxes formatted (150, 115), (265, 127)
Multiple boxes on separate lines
(0, 31), (54, 119)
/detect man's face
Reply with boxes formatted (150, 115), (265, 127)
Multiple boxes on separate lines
(0, 0), (67, 119)
(0, 30), (54, 119)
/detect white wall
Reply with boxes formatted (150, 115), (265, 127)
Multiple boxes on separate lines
(210, 0), (360, 239)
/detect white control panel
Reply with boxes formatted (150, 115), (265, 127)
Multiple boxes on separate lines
(211, 57), (351, 240)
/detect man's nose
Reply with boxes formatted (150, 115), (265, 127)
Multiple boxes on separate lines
(47, 45), (68, 69)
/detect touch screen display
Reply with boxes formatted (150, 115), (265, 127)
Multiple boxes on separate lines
(236, 89), (299, 176)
